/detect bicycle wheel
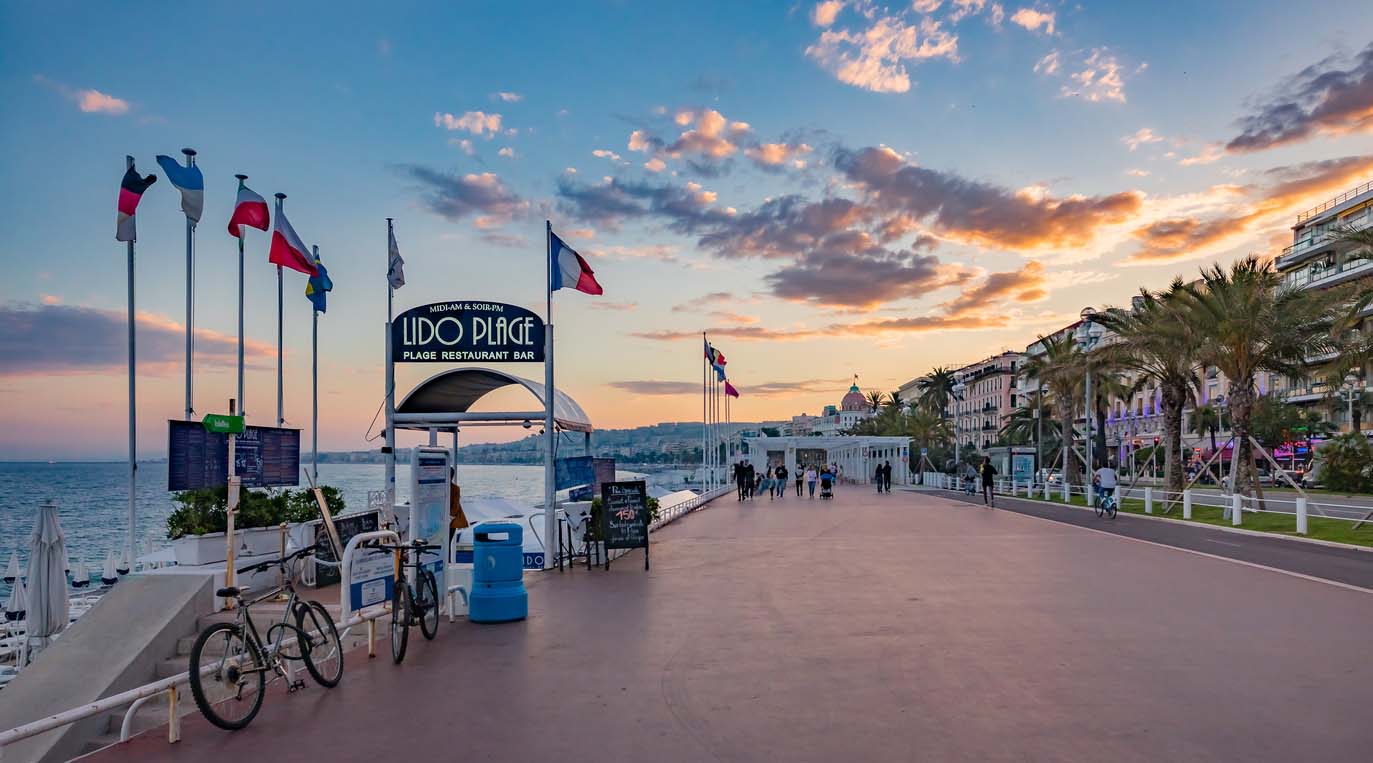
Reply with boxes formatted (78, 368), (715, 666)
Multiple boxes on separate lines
(295, 600), (344, 688)
(189, 622), (265, 731)
(1107, 499), (1118, 519)
(1095, 498), (1105, 518)
(417, 569), (440, 641)
(390, 580), (410, 664)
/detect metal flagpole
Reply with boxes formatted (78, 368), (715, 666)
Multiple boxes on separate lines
(182, 147), (197, 421)
(125, 156), (137, 562)
(275, 193), (286, 428)
(235, 174), (248, 419)
(385, 219), (396, 524)
(311, 245), (319, 483)
(702, 333), (707, 492)
(543, 220), (556, 570)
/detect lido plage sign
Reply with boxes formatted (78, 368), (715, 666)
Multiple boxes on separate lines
(392, 301), (545, 363)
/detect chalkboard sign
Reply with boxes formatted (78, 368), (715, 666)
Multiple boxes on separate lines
(167, 420), (301, 491)
(600, 480), (649, 571)
(312, 511), (381, 587)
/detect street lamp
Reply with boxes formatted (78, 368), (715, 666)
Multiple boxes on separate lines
(1074, 307), (1101, 499)
(1341, 373), (1363, 432)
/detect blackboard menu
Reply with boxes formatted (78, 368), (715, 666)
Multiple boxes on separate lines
(312, 511), (381, 587)
(167, 420), (301, 491)
(600, 480), (649, 570)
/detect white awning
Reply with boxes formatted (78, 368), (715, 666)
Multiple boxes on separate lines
(395, 367), (593, 433)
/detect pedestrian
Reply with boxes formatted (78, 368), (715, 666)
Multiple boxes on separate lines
(774, 463), (788, 499)
(883, 460), (893, 493)
(980, 456), (997, 507)
(874, 462), (885, 493)
(805, 465), (818, 498)
(745, 462), (756, 500)
(795, 466), (805, 496)
(735, 460), (748, 501)
(762, 467), (775, 501)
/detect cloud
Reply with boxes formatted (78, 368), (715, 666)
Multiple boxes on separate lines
(666, 109), (751, 159)
(834, 145), (1142, 251)
(34, 75), (130, 115)
(644, 158), (667, 173)
(498, 147), (516, 158)
(1178, 143), (1224, 166)
(811, 1), (844, 27)
(672, 292), (736, 312)
(1009, 7), (1054, 35)
(555, 175), (729, 232)
(480, 232), (528, 248)
(632, 311), (1010, 342)
(592, 149), (624, 163)
(0, 303), (273, 376)
(590, 301), (638, 312)
(744, 142), (814, 170)
(1062, 48), (1129, 103)
(1126, 168), (1151, 177)
(764, 238), (971, 309)
(433, 111), (503, 137)
(941, 262), (1047, 315)
(606, 380), (702, 395)
(806, 14), (959, 93)
(585, 244), (679, 262)
(1123, 127), (1163, 151)
(1128, 154), (1373, 262)
(450, 138), (475, 155)
(1033, 50), (1060, 75)
(1226, 43), (1373, 154)
(399, 165), (529, 224)
(608, 377), (849, 396)
(492, 91), (523, 103)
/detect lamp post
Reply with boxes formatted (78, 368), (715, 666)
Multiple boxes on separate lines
(1074, 308), (1100, 500)
(1341, 373), (1362, 433)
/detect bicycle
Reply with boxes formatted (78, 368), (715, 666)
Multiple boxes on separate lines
(1095, 488), (1118, 519)
(188, 545), (343, 731)
(366, 539), (441, 664)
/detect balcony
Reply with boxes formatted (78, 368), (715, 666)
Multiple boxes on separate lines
(1278, 198), (1372, 270)
(1295, 179), (1373, 225)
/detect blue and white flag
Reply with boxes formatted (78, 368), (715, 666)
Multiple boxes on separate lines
(155, 154), (204, 223)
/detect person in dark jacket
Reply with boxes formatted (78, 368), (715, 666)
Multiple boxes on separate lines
(980, 456), (997, 507)
(874, 463), (885, 493)
(734, 460), (748, 501)
(883, 460), (893, 492)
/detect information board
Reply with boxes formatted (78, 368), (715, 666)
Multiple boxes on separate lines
(555, 456), (594, 491)
(410, 447), (451, 612)
(391, 301), (545, 363)
(313, 511), (381, 587)
(600, 480), (649, 571)
(346, 542), (394, 614)
(167, 420), (300, 491)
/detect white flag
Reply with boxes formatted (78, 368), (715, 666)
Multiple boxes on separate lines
(387, 226), (405, 289)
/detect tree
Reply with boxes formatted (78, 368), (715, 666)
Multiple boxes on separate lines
(1020, 332), (1084, 486)
(1000, 399), (1058, 450)
(1179, 256), (1346, 497)
(1316, 433), (1373, 493)
(916, 367), (958, 417)
(1094, 281), (1202, 496)
(886, 391), (906, 411)
(1191, 404), (1224, 454)
(864, 389), (887, 413)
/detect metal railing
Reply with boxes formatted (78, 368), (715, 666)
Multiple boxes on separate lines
(1295, 179), (1373, 224)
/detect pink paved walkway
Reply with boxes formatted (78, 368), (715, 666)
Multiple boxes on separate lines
(90, 487), (1373, 762)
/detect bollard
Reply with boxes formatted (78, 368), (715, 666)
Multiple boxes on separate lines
(1061, 480), (1070, 503)
(167, 685), (180, 743)
(1087, 484), (1095, 508)
(1183, 489), (1192, 519)
(1043, 480), (1050, 500)
(1296, 496), (1308, 535)
(368, 618), (377, 658)
(1231, 494), (1242, 526)
(1144, 487), (1153, 514)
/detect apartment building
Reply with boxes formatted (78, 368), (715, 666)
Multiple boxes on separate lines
(948, 351), (1023, 451)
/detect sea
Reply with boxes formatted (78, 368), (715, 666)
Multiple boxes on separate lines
(0, 461), (572, 598)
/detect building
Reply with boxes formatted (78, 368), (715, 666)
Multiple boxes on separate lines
(809, 379), (876, 436)
(948, 351), (1023, 451)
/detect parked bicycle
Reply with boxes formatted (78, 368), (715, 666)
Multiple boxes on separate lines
(188, 545), (343, 731)
(366, 539), (441, 664)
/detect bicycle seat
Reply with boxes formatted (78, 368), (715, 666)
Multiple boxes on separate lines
(216, 586), (245, 598)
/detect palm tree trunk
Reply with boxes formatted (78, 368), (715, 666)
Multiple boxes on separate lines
(1162, 385), (1186, 501)
(1058, 397), (1079, 487)
(1230, 384), (1255, 497)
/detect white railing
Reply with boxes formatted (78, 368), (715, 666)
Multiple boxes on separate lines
(651, 485), (733, 531)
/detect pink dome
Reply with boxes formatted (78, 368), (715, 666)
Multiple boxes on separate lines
(841, 382), (866, 412)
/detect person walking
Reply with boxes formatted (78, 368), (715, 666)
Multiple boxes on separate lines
(883, 460), (893, 493)
(795, 466), (805, 497)
(805, 465), (818, 498)
(874, 462), (885, 494)
(980, 456), (997, 507)
(762, 467), (775, 501)
(774, 464), (788, 499)
(735, 460), (748, 501)
(745, 462), (756, 500)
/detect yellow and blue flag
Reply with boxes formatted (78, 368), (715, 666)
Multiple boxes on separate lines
(305, 255), (332, 313)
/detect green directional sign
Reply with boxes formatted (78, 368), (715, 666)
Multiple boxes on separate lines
(202, 414), (245, 434)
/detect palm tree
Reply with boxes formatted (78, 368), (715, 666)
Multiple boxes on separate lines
(1020, 332), (1084, 486)
(999, 398), (1057, 448)
(1094, 281), (1202, 496)
(916, 367), (958, 417)
(1179, 256), (1347, 496)
(864, 389), (887, 413)
(1191, 404), (1224, 454)
(886, 390), (905, 411)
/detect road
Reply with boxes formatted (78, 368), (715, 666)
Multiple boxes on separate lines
(93, 486), (1373, 762)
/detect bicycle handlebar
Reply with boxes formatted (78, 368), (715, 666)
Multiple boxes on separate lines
(235, 544), (317, 576)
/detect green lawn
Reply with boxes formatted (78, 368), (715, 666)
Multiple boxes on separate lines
(1011, 492), (1373, 548)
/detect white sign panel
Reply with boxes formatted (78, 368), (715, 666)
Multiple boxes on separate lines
(410, 446), (451, 614)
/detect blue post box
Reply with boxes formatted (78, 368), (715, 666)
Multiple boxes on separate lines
(468, 521), (528, 623)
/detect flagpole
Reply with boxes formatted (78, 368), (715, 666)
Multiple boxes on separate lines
(701, 333), (707, 492)
(311, 245), (319, 483)
(274, 194), (286, 428)
(543, 220), (556, 571)
(384, 219), (396, 526)
(125, 156), (137, 563)
(235, 174), (248, 419)
(182, 147), (197, 421)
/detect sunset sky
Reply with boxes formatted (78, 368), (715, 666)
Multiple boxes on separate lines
(2, 1), (1372, 459)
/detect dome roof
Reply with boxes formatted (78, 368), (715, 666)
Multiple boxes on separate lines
(841, 382), (867, 412)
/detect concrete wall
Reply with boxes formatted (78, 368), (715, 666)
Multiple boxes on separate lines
(0, 573), (214, 763)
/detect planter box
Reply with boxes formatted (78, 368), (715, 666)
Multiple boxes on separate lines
(171, 525), (294, 566)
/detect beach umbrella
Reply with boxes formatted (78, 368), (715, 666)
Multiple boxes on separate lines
(116, 547), (131, 576)
(26, 501), (70, 642)
(70, 559), (89, 589)
(101, 553), (118, 586)
(3, 551), (18, 584)
(5, 577), (26, 622)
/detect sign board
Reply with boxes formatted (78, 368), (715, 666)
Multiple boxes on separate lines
(410, 447), (451, 611)
(202, 414), (245, 434)
(555, 456), (595, 491)
(391, 301), (545, 363)
(1012, 454), (1035, 484)
(600, 480), (649, 571)
(314, 511), (381, 588)
(346, 543), (394, 613)
(167, 420), (300, 491)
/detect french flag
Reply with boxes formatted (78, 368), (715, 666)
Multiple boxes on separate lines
(549, 227), (603, 295)
(228, 178), (270, 238)
(268, 201), (318, 276)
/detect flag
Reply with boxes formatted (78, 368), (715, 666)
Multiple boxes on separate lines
(228, 180), (270, 238)
(549, 229), (603, 295)
(724, 381), (740, 398)
(116, 163), (157, 242)
(269, 205), (318, 275)
(387, 226), (405, 289)
(154, 155), (204, 222)
(305, 255), (332, 313)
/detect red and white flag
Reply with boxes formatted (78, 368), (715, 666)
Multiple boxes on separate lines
(228, 180), (270, 238)
(268, 206), (318, 275)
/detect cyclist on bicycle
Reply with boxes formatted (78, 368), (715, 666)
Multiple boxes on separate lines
(1093, 464), (1118, 506)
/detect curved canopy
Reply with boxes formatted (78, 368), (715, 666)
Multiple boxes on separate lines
(395, 367), (593, 433)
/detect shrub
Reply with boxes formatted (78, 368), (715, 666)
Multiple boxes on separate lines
(167, 486), (345, 539)
(1317, 434), (1373, 494)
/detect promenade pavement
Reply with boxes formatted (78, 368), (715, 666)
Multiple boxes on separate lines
(90, 485), (1373, 762)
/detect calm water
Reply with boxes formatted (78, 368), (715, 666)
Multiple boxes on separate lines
(0, 461), (552, 594)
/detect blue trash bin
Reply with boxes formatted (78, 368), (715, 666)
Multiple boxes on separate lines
(468, 521), (528, 623)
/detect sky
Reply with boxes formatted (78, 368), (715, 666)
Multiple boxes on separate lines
(1, 1), (1372, 460)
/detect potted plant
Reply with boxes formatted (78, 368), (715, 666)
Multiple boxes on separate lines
(166, 486), (345, 566)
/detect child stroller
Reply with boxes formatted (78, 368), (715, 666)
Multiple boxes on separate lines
(820, 474), (834, 500)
